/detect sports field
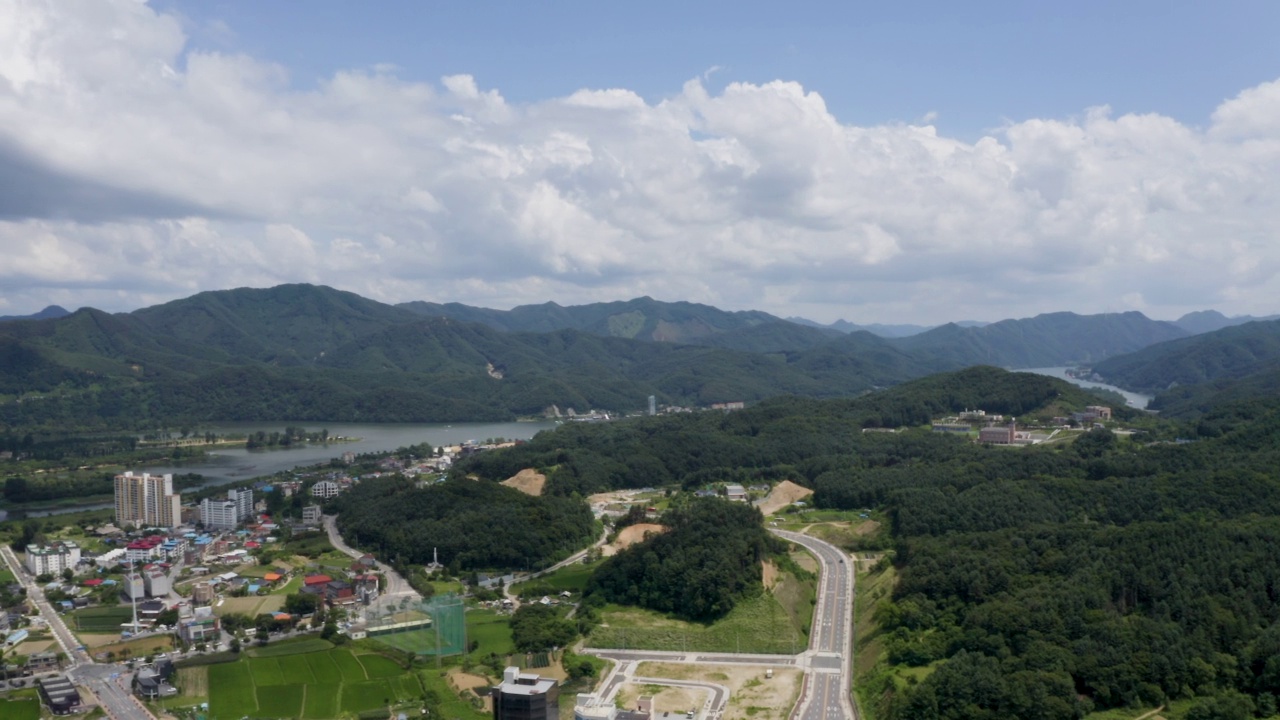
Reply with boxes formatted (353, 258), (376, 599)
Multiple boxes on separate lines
(207, 645), (425, 719)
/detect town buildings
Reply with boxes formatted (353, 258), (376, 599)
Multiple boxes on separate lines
(494, 667), (559, 720)
(178, 607), (221, 643)
(114, 472), (182, 528)
(302, 504), (323, 525)
(25, 541), (80, 576)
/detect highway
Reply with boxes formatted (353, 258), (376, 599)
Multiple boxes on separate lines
(770, 529), (857, 720)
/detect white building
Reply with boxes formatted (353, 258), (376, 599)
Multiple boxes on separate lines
(301, 504), (323, 526)
(25, 542), (80, 576)
(228, 488), (254, 521)
(143, 569), (171, 598)
(122, 573), (146, 600)
(310, 481), (340, 499)
(200, 497), (239, 531)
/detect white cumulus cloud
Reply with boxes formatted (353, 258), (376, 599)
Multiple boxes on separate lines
(0, 0), (1278, 324)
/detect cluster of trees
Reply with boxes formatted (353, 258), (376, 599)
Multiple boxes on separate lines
(509, 604), (577, 652)
(333, 475), (596, 572)
(586, 497), (781, 622)
(458, 367), (1136, 497)
(243, 426), (329, 449)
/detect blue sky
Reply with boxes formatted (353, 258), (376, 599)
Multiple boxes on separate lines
(2, 1), (1279, 323)
(163, 1), (1280, 138)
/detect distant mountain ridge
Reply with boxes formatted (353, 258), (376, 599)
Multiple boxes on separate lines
(787, 316), (988, 338)
(891, 311), (1189, 368)
(0, 305), (71, 323)
(0, 284), (1225, 430)
(1173, 310), (1280, 335)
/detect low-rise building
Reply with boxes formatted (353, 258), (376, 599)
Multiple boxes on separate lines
(37, 674), (80, 715)
(144, 568), (171, 597)
(494, 667), (559, 720)
(25, 541), (81, 576)
(178, 608), (221, 643)
(310, 481), (341, 499)
(979, 423), (1016, 445)
(301, 504), (323, 525)
(192, 582), (214, 605)
(724, 484), (747, 502)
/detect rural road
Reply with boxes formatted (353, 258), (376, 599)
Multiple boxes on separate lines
(322, 514), (419, 606)
(771, 529), (858, 720)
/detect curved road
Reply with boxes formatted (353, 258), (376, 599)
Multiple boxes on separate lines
(770, 529), (857, 720)
(323, 514), (419, 605)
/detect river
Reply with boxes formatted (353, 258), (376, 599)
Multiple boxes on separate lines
(1018, 367), (1152, 409)
(3, 420), (559, 520)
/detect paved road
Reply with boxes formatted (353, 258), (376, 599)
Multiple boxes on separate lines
(323, 514), (420, 606)
(770, 530), (857, 720)
(1, 545), (155, 718)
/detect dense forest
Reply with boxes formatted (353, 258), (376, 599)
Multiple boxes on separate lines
(586, 497), (781, 621)
(454, 364), (1280, 718)
(456, 366), (1140, 497)
(332, 475), (596, 572)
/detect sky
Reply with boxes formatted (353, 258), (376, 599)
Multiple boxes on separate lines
(1, 0), (1279, 324)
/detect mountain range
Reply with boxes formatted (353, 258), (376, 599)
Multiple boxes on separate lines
(0, 284), (1275, 429)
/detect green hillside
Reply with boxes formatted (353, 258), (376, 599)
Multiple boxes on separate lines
(1092, 319), (1280, 393)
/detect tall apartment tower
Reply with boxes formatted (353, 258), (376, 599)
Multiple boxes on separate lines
(228, 487), (254, 521)
(493, 667), (559, 720)
(114, 472), (181, 529)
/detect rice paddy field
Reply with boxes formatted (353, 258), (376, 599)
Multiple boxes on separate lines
(68, 605), (134, 633)
(206, 644), (427, 719)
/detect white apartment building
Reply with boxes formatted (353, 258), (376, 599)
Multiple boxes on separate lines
(25, 541), (80, 576)
(200, 497), (240, 531)
(228, 488), (254, 522)
(114, 472), (182, 528)
(144, 569), (171, 598)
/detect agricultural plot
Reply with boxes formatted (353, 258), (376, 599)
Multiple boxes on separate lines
(0, 696), (40, 720)
(206, 644), (425, 719)
(465, 609), (515, 658)
(247, 638), (334, 658)
(69, 605), (133, 633)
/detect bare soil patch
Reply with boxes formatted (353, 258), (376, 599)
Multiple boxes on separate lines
(636, 662), (802, 720)
(447, 670), (490, 693)
(790, 550), (818, 574)
(501, 468), (546, 496)
(620, 682), (703, 715)
(855, 519), (882, 536)
(603, 523), (667, 557)
(12, 640), (52, 655)
(757, 481), (813, 516)
(761, 560), (778, 590)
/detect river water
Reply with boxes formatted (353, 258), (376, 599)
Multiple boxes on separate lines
(1018, 367), (1152, 409)
(3, 420), (559, 520)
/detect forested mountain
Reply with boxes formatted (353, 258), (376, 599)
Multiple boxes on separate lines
(0, 284), (1209, 432)
(1092, 319), (1280, 393)
(0, 285), (947, 431)
(398, 295), (791, 347)
(1175, 309), (1280, 335)
(0, 305), (70, 323)
(455, 369), (1280, 719)
(1149, 367), (1280, 420)
(890, 311), (1188, 368)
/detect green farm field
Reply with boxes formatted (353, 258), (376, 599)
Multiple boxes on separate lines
(69, 605), (133, 633)
(206, 644), (425, 719)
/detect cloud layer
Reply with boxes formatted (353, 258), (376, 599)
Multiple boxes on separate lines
(1, 0), (1278, 323)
